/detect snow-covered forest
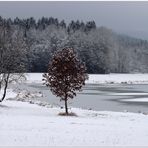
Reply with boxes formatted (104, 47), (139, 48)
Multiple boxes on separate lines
(1, 16), (148, 74)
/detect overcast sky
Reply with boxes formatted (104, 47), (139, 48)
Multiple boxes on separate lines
(0, 1), (148, 40)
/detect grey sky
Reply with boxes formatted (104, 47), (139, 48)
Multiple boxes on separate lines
(0, 1), (148, 40)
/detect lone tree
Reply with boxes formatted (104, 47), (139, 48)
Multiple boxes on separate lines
(43, 47), (88, 115)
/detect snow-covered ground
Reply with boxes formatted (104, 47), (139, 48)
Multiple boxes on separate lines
(0, 89), (17, 100)
(88, 73), (148, 84)
(25, 73), (148, 84)
(1, 99), (148, 146)
(1, 73), (148, 146)
(0, 88), (148, 146)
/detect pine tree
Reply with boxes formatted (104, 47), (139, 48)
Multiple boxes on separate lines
(43, 47), (88, 115)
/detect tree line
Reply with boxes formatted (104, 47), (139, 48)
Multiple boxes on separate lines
(0, 16), (148, 74)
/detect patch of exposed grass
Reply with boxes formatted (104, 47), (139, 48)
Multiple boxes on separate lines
(58, 112), (78, 117)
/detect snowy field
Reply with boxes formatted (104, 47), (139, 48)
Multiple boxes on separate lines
(1, 99), (148, 146)
(25, 73), (148, 84)
(1, 73), (148, 146)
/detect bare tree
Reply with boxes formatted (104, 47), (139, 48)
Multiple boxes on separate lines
(0, 24), (26, 102)
(43, 47), (88, 115)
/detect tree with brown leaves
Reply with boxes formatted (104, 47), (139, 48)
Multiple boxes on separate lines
(43, 47), (88, 115)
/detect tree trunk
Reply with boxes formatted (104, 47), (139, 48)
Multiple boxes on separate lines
(0, 74), (9, 102)
(64, 95), (68, 115)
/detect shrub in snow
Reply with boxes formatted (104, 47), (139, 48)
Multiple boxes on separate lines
(43, 47), (88, 115)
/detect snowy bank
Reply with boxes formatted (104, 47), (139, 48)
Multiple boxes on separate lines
(25, 73), (148, 84)
(0, 89), (17, 100)
(87, 73), (148, 84)
(1, 74), (148, 146)
(1, 83), (148, 146)
(0, 100), (148, 146)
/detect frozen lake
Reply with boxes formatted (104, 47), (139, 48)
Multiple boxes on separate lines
(14, 83), (148, 113)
